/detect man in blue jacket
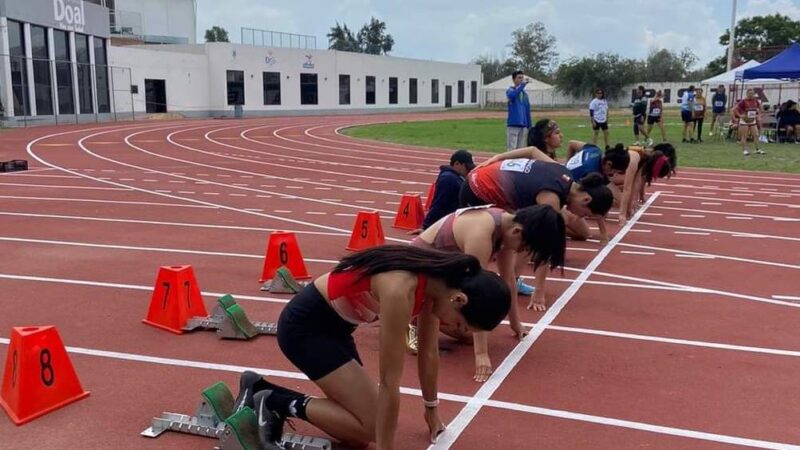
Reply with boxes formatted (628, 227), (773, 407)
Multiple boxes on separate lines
(506, 70), (532, 150)
(420, 149), (475, 230)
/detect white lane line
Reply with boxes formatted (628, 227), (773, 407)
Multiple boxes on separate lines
(203, 192), (220, 195)
(695, 192), (715, 195)
(120, 178), (135, 181)
(676, 254), (716, 259)
(143, 179), (158, 182)
(255, 195), (272, 198)
(620, 251), (655, 256)
(642, 213), (663, 216)
(619, 243), (800, 270)
(0, 196), (213, 209)
(0, 212), (349, 237)
(355, 200), (375, 204)
(274, 209), (292, 213)
(771, 194), (793, 198)
(629, 229), (652, 233)
(178, 191), (195, 194)
(314, 187), (332, 190)
(745, 204), (769, 208)
(305, 212), (327, 215)
(662, 201), (683, 204)
(228, 193), (247, 197)
(168, 180), (186, 184)
(760, 188), (779, 192)
(674, 231), (710, 236)
(430, 192), (661, 450)
(726, 216), (752, 220)
(652, 205), (795, 221)
(680, 214), (706, 218)
(773, 295), (800, 302)
(730, 193), (754, 197)
(640, 222), (800, 242)
(662, 194), (795, 208)
(335, 213), (357, 217)
(321, 199), (342, 202)
(260, 184), (276, 188)
(0, 182), (130, 191)
(285, 186), (304, 189)
(700, 202), (722, 206)
(244, 208), (263, 212)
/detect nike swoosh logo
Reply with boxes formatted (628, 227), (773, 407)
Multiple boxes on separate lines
(235, 388), (248, 413)
(258, 396), (269, 427)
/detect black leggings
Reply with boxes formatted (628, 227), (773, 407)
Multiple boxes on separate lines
(458, 182), (490, 208)
(695, 119), (704, 139)
(277, 284), (361, 381)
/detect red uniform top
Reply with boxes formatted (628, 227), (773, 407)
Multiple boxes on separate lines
(467, 159), (573, 211)
(327, 271), (428, 325)
(736, 98), (760, 124)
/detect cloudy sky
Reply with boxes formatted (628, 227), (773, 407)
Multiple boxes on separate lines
(196, 0), (800, 68)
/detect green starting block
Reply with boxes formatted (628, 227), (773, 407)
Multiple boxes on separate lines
(183, 295), (278, 339)
(142, 381), (332, 450)
(261, 267), (310, 294)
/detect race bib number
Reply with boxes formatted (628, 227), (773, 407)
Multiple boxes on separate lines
(651, 108), (661, 116)
(694, 104), (704, 112)
(500, 159), (533, 173)
(747, 110), (757, 118)
(565, 152), (583, 170)
(714, 101), (724, 108)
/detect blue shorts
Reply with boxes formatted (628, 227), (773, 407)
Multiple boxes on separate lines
(681, 110), (693, 123)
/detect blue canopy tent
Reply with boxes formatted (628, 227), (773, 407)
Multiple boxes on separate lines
(741, 43), (800, 80)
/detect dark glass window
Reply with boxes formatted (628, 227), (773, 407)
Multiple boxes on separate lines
(365, 76), (376, 105)
(94, 37), (110, 113)
(226, 70), (244, 105)
(75, 34), (93, 113)
(300, 73), (318, 105)
(458, 80), (465, 104)
(53, 30), (74, 115)
(409, 78), (417, 104)
(471, 81), (478, 103)
(431, 79), (439, 104)
(339, 74), (350, 105)
(263, 72), (280, 105)
(30, 26), (53, 116)
(8, 20), (28, 117)
(389, 77), (398, 104)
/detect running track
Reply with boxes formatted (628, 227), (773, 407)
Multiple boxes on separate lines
(1, 113), (799, 449)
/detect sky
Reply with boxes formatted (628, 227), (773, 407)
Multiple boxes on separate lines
(195, 0), (800, 68)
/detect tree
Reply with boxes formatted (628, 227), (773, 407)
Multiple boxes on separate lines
(643, 48), (698, 81)
(358, 17), (394, 55)
(327, 22), (359, 52)
(708, 14), (800, 72)
(472, 55), (516, 84)
(554, 53), (640, 100)
(204, 26), (229, 43)
(508, 22), (558, 81)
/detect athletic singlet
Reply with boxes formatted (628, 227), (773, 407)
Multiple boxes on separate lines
(565, 144), (602, 181)
(648, 99), (663, 117)
(327, 271), (427, 325)
(411, 205), (504, 254)
(629, 146), (647, 171)
(737, 99), (760, 124)
(468, 159), (573, 211)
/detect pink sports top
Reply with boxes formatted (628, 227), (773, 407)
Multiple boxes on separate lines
(411, 205), (505, 254)
(326, 271), (428, 325)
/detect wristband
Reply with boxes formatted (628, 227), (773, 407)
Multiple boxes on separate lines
(423, 399), (439, 408)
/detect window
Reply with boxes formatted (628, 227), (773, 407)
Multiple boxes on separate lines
(30, 26), (53, 116)
(53, 30), (74, 115)
(431, 79), (439, 104)
(471, 81), (478, 103)
(300, 73), (318, 105)
(339, 74), (350, 105)
(365, 76), (376, 105)
(458, 80), (465, 104)
(263, 72), (280, 105)
(94, 37), (110, 113)
(75, 34), (93, 113)
(226, 70), (244, 105)
(8, 20), (28, 117)
(409, 78), (418, 104)
(389, 77), (398, 104)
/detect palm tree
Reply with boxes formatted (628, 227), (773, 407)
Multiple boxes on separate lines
(327, 22), (359, 52)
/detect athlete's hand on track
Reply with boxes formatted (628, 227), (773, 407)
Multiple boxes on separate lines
(474, 353), (493, 383)
(425, 407), (447, 443)
(510, 320), (528, 340)
(527, 291), (547, 312)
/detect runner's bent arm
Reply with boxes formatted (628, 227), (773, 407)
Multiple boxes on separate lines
(478, 146), (557, 168)
(619, 151), (641, 222)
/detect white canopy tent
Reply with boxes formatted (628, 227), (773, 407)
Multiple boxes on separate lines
(481, 75), (553, 106)
(701, 60), (787, 86)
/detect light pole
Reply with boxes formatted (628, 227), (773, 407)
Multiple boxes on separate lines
(726, 0), (738, 71)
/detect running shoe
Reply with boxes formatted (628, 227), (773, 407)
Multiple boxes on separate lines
(233, 370), (262, 413)
(743, 149), (751, 156)
(756, 149), (766, 155)
(516, 278), (535, 296)
(646, 138), (654, 147)
(253, 390), (286, 450)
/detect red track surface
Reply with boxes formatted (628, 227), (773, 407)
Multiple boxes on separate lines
(1, 112), (799, 449)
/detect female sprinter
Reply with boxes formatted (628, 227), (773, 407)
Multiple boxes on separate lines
(646, 90), (667, 143)
(734, 88), (765, 156)
(465, 155), (613, 311)
(616, 143), (676, 226)
(233, 245), (511, 450)
(411, 204), (565, 382)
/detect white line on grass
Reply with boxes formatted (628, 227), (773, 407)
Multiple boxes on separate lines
(429, 192), (661, 449)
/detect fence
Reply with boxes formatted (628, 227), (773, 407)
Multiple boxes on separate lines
(1, 53), (134, 127)
(240, 27), (317, 50)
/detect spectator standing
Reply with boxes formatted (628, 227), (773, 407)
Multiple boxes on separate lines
(506, 71), (532, 150)
(693, 88), (707, 142)
(589, 88), (610, 149)
(631, 85), (651, 146)
(709, 84), (727, 136)
(646, 90), (667, 142)
(681, 85), (696, 143)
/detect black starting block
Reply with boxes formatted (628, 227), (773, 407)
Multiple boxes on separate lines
(142, 381), (332, 450)
(183, 294), (278, 339)
(0, 160), (28, 172)
(261, 267), (310, 294)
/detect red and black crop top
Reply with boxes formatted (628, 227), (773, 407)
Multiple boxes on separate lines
(326, 270), (428, 325)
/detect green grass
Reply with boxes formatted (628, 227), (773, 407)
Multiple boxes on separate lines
(343, 115), (800, 173)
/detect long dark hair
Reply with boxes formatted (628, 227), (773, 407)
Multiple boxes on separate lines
(334, 245), (480, 288)
(578, 173), (613, 215)
(527, 118), (558, 158)
(513, 205), (566, 270)
(459, 270), (511, 331)
(602, 144), (630, 171)
(641, 143), (676, 186)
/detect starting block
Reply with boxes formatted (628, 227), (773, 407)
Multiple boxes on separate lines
(142, 381), (331, 450)
(182, 295), (278, 339)
(261, 267), (309, 294)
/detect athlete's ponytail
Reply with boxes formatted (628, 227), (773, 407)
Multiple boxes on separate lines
(578, 173), (613, 215)
(602, 144), (630, 172)
(334, 245), (481, 289)
(641, 144), (676, 186)
(513, 205), (566, 270)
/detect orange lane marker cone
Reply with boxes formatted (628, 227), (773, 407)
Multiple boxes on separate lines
(393, 194), (425, 231)
(424, 182), (436, 211)
(347, 211), (386, 251)
(0, 326), (90, 425)
(259, 232), (310, 283)
(142, 265), (208, 334)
